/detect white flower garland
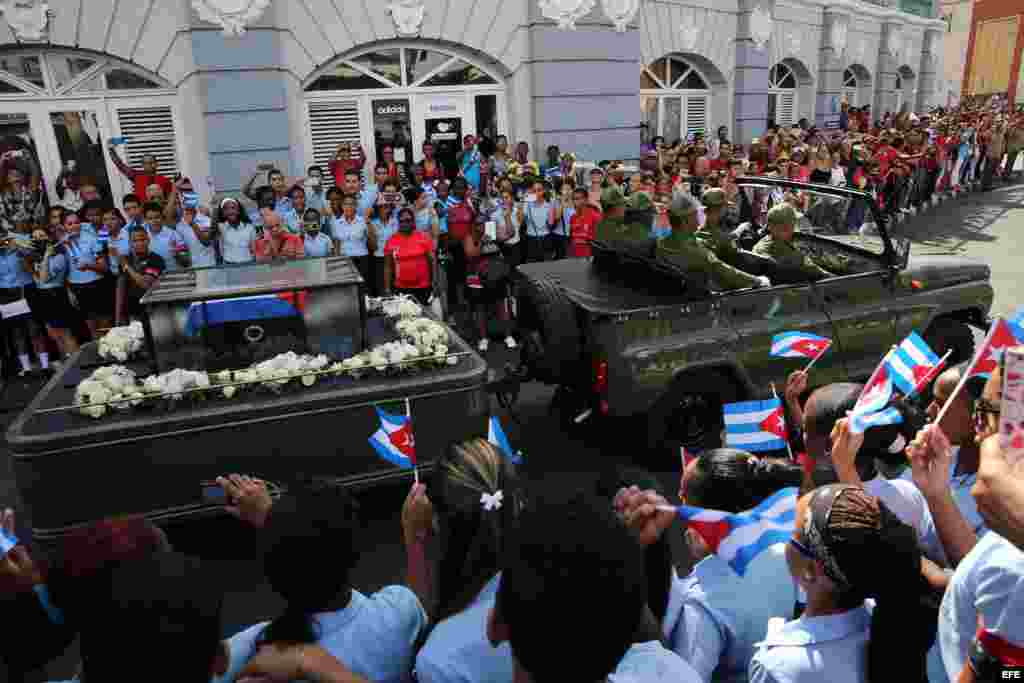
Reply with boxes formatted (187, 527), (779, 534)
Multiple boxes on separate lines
(97, 322), (145, 362)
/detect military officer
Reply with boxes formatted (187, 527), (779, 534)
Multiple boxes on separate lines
(696, 188), (739, 262)
(658, 194), (769, 292)
(753, 204), (834, 281)
(594, 186), (651, 243)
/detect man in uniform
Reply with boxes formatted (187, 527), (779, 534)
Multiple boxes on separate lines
(696, 188), (738, 262)
(594, 186), (651, 244)
(657, 194), (768, 292)
(753, 204), (834, 281)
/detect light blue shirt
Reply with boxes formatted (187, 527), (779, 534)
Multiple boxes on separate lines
(106, 231), (131, 276)
(415, 208), (435, 236)
(415, 574), (512, 683)
(373, 215), (400, 258)
(524, 200), (551, 238)
(749, 605), (872, 683)
(0, 248), (32, 288)
(80, 222), (98, 237)
(899, 447), (987, 540)
(864, 475), (948, 568)
(307, 190), (328, 213)
(360, 187), (380, 216)
(35, 251), (68, 289)
(609, 641), (702, 683)
(304, 232), (333, 258)
(931, 531), (1024, 683)
(220, 222), (257, 264)
(280, 207), (302, 234)
(215, 586), (426, 683)
(178, 222), (218, 268)
(665, 548), (797, 683)
(333, 215), (369, 257)
(146, 225), (185, 272)
(63, 233), (103, 285)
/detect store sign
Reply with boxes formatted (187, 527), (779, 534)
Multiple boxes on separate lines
(375, 102), (408, 117)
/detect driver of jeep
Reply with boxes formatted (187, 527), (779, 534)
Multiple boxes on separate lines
(657, 194), (769, 292)
(753, 204), (834, 281)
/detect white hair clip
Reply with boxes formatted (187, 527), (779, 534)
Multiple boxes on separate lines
(481, 490), (504, 512)
(888, 434), (907, 454)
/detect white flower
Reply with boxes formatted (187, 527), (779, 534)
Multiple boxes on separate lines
(481, 490), (504, 511)
(215, 371), (234, 384)
(301, 374), (317, 387)
(222, 385), (238, 399)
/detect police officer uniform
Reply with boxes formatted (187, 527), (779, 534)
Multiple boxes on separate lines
(753, 204), (834, 281)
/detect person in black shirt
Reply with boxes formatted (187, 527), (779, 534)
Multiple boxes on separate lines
(115, 226), (165, 325)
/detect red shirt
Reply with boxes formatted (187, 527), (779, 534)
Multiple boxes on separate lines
(254, 232), (304, 261)
(328, 157), (364, 187)
(875, 146), (898, 176)
(447, 200), (475, 241)
(385, 231), (434, 289)
(569, 207), (602, 257)
(132, 173), (173, 200)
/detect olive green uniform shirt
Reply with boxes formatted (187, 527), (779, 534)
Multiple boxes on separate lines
(594, 215), (651, 243)
(752, 234), (833, 280)
(696, 221), (739, 262)
(658, 230), (760, 291)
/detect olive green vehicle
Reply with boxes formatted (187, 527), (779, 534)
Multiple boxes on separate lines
(513, 178), (993, 452)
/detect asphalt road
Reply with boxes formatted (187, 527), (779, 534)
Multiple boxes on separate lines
(3, 179), (1023, 680)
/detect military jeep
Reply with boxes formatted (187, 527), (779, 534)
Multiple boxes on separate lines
(514, 178), (993, 452)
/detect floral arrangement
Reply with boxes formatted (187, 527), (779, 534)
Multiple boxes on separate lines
(98, 322), (145, 362)
(75, 365), (145, 419)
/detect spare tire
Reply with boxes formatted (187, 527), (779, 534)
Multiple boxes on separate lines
(516, 275), (582, 385)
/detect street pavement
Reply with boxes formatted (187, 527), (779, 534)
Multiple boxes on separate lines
(2, 180), (1023, 680)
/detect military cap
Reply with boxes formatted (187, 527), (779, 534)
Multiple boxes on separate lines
(600, 185), (626, 210)
(702, 188), (727, 208)
(767, 203), (800, 226)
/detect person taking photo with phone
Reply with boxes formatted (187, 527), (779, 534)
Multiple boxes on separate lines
(115, 226), (165, 325)
(179, 206), (219, 268)
(106, 141), (172, 200)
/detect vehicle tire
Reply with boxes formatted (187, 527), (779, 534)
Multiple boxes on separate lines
(516, 275), (582, 385)
(923, 316), (975, 368)
(647, 369), (743, 453)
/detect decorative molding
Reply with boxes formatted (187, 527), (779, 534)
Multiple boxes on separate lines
(788, 29), (802, 56)
(539, 0), (597, 30)
(388, 0), (425, 36)
(191, 0), (271, 37)
(749, 4), (772, 51)
(679, 22), (699, 51)
(828, 15), (848, 57)
(602, 0), (640, 32)
(0, 0), (54, 42)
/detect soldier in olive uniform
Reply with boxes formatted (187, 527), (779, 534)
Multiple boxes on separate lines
(753, 204), (834, 281)
(696, 188), (739, 262)
(657, 194), (769, 291)
(594, 186), (651, 244)
(625, 191), (655, 233)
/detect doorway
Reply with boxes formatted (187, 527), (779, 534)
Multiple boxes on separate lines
(425, 117), (462, 179)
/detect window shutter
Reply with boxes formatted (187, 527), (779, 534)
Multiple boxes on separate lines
(114, 105), (179, 178)
(685, 95), (708, 138)
(307, 100), (362, 188)
(776, 92), (797, 127)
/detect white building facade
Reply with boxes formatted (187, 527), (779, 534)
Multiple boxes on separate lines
(0, 0), (943, 209)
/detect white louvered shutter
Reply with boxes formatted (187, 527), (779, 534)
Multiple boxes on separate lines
(776, 92), (797, 127)
(685, 95), (708, 139)
(114, 105), (179, 178)
(307, 100), (362, 188)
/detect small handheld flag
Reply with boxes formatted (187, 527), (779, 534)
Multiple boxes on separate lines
(680, 447), (697, 469)
(0, 527), (17, 556)
(856, 347), (895, 411)
(724, 398), (788, 453)
(771, 332), (832, 360)
(661, 487), (799, 576)
(488, 416), (523, 465)
(369, 405), (417, 472)
(936, 318), (1022, 425)
(848, 365), (903, 434)
(884, 332), (941, 396)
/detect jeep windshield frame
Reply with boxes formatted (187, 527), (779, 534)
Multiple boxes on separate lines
(733, 176), (901, 268)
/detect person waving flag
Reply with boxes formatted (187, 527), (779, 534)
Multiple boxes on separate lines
(770, 332), (832, 360)
(724, 398), (788, 452)
(883, 331), (942, 396)
(369, 403), (416, 473)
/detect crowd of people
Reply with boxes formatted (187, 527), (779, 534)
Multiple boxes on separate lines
(4, 340), (1024, 682)
(0, 100), (1020, 372)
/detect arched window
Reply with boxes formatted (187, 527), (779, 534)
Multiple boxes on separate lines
(768, 62), (798, 126)
(843, 68), (859, 107)
(0, 50), (181, 206)
(640, 56), (710, 145)
(303, 45), (505, 184)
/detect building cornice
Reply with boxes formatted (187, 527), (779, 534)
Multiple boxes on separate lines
(775, 0), (945, 29)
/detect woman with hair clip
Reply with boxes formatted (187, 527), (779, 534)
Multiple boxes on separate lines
(413, 438), (524, 683)
(616, 450), (803, 683)
(749, 484), (938, 683)
(214, 482), (428, 683)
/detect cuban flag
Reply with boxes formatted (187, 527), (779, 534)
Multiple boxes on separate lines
(884, 332), (942, 396)
(675, 487), (799, 576)
(0, 527), (16, 555)
(1007, 307), (1024, 342)
(184, 291), (308, 337)
(770, 332), (832, 360)
(724, 398), (788, 453)
(368, 407), (416, 469)
(488, 416), (523, 465)
(966, 318), (1022, 380)
(849, 366), (903, 434)
(680, 447), (697, 468)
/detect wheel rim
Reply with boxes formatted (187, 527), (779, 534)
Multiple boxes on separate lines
(666, 392), (722, 450)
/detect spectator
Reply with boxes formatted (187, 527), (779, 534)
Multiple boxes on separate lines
(491, 135), (511, 177)
(305, 165), (328, 213)
(750, 484), (937, 683)
(369, 181), (400, 297)
(445, 178), (476, 312)
(488, 490), (701, 682)
(569, 186), (601, 257)
(106, 145), (173, 200)
(411, 187), (440, 240)
(254, 211), (304, 262)
(494, 188), (522, 266)
(522, 180), (555, 264)
(332, 194), (371, 284)
(328, 142), (366, 188)
(100, 206), (130, 280)
(379, 145), (409, 188)
(383, 206), (436, 305)
(244, 165), (299, 216)
(419, 141), (445, 184)
(363, 164), (391, 216)
(464, 218), (514, 352)
(413, 439), (523, 683)
(281, 185), (307, 234)
(214, 483), (427, 683)
(302, 208), (333, 258)
(458, 135), (482, 193)
(142, 201), (188, 271)
(62, 210), (111, 339)
(216, 197), (257, 265)
(0, 155), (43, 235)
(178, 207), (218, 268)
(25, 226), (78, 360)
(115, 226), (165, 325)
(54, 164), (85, 213)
